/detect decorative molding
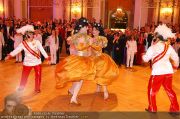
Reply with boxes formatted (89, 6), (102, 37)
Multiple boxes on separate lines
(142, 0), (179, 8)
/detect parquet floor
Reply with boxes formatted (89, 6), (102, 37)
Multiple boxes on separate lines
(0, 59), (179, 112)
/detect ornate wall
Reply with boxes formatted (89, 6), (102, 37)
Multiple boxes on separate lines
(0, 0), (179, 29)
(106, 0), (135, 28)
(137, 0), (180, 28)
(29, 0), (53, 21)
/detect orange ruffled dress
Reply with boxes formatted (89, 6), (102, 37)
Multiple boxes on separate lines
(55, 33), (96, 88)
(91, 36), (119, 85)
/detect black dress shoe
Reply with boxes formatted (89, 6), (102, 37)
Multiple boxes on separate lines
(145, 108), (157, 114)
(169, 112), (180, 116)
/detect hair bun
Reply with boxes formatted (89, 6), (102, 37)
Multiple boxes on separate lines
(74, 17), (89, 34)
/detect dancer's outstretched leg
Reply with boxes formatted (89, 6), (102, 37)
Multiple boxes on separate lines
(70, 80), (83, 105)
(68, 82), (77, 95)
(96, 84), (101, 93)
(103, 86), (109, 100)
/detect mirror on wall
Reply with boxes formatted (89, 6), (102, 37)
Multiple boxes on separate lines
(110, 8), (128, 29)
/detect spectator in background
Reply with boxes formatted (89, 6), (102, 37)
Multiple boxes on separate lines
(104, 29), (114, 57)
(136, 32), (145, 65)
(48, 30), (59, 65)
(10, 31), (23, 63)
(34, 29), (42, 44)
(112, 32), (121, 66)
(65, 24), (73, 55)
(126, 35), (137, 68)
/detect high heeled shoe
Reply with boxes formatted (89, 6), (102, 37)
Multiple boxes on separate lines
(68, 90), (73, 95)
(104, 92), (109, 101)
(69, 101), (81, 106)
(104, 96), (110, 101)
(169, 112), (180, 116)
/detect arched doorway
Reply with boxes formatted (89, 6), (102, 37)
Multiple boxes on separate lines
(110, 8), (128, 29)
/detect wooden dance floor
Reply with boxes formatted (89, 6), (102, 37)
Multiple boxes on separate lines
(0, 59), (180, 112)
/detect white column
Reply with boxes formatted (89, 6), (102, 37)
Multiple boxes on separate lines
(0, 0), (3, 18)
(133, 0), (142, 29)
(92, 0), (101, 22)
(4, 0), (9, 18)
(53, 0), (63, 20)
(14, 0), (22, 19)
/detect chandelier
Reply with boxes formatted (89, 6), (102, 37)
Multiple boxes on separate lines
(71, 1), (81, 17)
(112, 8), (125, 20)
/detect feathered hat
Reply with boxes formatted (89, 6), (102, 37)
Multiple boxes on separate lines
(16, 25), (35, 35)
(154, 24), (175, 41)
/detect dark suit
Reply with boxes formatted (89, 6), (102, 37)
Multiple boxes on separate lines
(113, 38), (121, 65)
(104, 34), (114, 57)
(56, 34), (62, 63)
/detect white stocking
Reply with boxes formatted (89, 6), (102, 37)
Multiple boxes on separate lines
(70, 80), (83, 103)
(96, 84), (101, 92)
(103, 86), (109, 100)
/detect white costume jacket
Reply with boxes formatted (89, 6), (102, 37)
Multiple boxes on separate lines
(10, 40), (48, 66)
(143, 42), (179, 75)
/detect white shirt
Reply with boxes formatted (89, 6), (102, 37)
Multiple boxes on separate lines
(10, 40), (48, 66)
(34, 34), (42, 44)
(142, 42), (179, 75)
(11, 35), (23, 48)
(48, 35), (59, 50)
(0, 32), (4, 46)
(126, 40), (137, 53)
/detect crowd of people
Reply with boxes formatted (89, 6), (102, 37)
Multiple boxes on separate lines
(0, 17), (180, 68)
(103, 23), (180, 69)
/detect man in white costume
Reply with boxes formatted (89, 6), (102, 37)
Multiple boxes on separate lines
(143, 24), (179, 115)
(6, 25), (50, 93)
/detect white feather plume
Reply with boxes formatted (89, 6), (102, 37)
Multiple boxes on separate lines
(16, 25), (35, 35)
(154, 24), (175, 40)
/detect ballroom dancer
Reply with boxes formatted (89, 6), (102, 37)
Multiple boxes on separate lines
(6, 25), (50, 93)
(143, 24), (179, 115)
(91, 23), (119, 100)
(55, 18), (95, 105)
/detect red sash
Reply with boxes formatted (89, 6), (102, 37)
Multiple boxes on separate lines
(152, 43), (169, 65)
(22, 41), (41, 59)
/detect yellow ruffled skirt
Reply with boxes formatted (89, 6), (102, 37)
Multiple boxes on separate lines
(55, 55), (96, 88)
(93, 53), (119, 85)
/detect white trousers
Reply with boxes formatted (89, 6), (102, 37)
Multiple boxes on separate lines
(50, 47), (57, 64)
(0, 45), (2, 60)
(126, 51), (135, 67)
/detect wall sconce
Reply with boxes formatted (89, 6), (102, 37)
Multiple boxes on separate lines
(0, 5), (4, 13)
(160, 7), (173, 19)
(71, 2), (81, 17)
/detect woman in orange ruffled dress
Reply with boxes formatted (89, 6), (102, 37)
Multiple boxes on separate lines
(55, 18), (95, 105)
(91, 23), (119, 100)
